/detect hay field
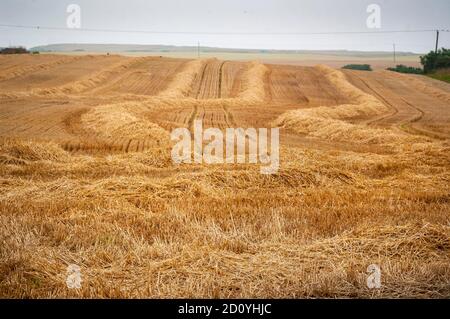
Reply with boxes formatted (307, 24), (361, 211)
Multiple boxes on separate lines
(0, 54), (449, 298)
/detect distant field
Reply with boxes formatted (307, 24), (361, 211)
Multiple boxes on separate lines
(42, 50), (422, 70)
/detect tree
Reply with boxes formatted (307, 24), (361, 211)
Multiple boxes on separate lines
(420, 48), (450, 74)
(342, 64), (372, 71)
(387, 65), (423, 74)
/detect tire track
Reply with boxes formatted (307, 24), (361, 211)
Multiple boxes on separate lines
(348, 73), (449, 139)
(188, 105), (199, 132)
(350, 74), (399, 125)
(218, 61), (237, 127)
(398, 98), (448, 139)
(218, 61), (226, 99)
(194, 62), (209, 99)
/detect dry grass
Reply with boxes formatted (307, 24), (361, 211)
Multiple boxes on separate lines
(77, 60), (268, 145)
(0, 137), (449, 298)
(0, 56), (449, 299)
(158, 59), (208, 98)
(236, 61), (268, 102)
(81, 102), (170, 143)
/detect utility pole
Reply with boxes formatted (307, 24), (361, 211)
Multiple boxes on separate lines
(435, 30), (440, 53)
(393, 43), (396, 65)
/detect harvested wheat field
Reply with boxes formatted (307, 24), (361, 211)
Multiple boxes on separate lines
(0, 53), (449, 298)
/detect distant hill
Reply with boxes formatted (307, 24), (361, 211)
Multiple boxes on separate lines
(30, 43), (419, 57)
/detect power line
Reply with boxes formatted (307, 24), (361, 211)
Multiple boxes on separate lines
(0, 23), (449, 35)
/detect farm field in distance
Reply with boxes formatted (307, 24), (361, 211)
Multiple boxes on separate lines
(36, 48), (424, 70)
(0, 53), (449, 298)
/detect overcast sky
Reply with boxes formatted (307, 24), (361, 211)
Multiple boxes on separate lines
(1, 0), (449, 53)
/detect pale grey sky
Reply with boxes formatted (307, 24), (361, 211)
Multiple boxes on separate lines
(0, 0), (449, 53)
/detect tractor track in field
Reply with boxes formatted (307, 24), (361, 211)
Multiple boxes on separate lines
(346, 71), (450, 140)
(60, 108), (159, 153)
(222, 104), (236, 127)
(188, 105), (199, 132)
(351, 74), (400, 125)
(195, 62), (209, 99)
(218, 61), (226, 99)
(218, 61), (237, 127)
(347, 72), (421, 127)
(398, 98), (449, 140)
